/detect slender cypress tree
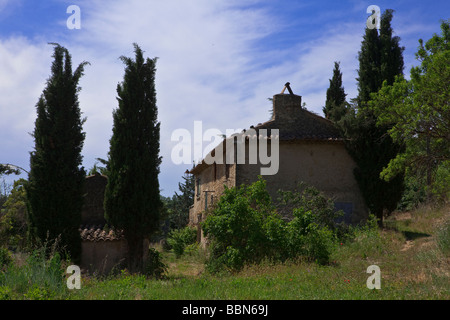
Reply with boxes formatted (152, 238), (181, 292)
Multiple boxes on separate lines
(104, 44), (162, 272)
(323, 61), (348, 122)
(27, 44), (88, 262)
(343, 10), (405, 226)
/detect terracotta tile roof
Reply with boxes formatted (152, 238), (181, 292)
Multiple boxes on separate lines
(79, 225), (124, 242)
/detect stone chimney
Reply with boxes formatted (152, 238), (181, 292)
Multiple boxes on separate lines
(271, 93), (302, 123)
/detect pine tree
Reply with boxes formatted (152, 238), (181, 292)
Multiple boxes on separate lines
(323, 61), (348, 122)
(343, 10), (405, 227)
(171, 172), (195, 230)
(104, 44), (162, 272)
(27, 44), (88, 262)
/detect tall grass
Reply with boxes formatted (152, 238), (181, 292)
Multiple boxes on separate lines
(1, 205), (449, 300)
(436, 219), (450, 256)
(0, 242), (67, 300)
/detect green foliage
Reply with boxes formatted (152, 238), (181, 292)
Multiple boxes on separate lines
(202, 178), (277, 272)
(0, 242), (66, 299)
(23, 285), (52, 300)
(397, 174), (427, 211)
(104, 43), (162, 272)
(87, 158), (109, 176)
(371, 20), (450, 195)
(143, 248), (167, 279)
(167, 226), (197, 258)
(203, 178), (341, 272)
(161, 171), (195, 237)
(432, 161), (450, 203)
(26, 44), (88, 263)
(0, 247), (12, 271)
(323, 61), (349, 122)
(0, 164), (21, 176)
(339, 10), (406, 225)
(436, 218), (450, 256)
(0, 179), (28, 250)
(0, 285), (12, 300)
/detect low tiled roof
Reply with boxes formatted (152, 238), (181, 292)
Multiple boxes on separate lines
(79, 225), (124, 242)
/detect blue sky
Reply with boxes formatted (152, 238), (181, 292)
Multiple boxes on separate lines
(0, 0), (448, 196)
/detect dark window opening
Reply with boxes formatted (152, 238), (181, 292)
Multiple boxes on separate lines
(334, 202), (353, 224)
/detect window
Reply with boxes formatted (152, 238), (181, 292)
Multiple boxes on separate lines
(334, 202), (353, 224)
(196, 178), (201, 198)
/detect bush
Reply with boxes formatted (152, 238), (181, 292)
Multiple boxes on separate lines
(285, 208), (336, 264)
(431, 161), (450, 204)
(397, 174), (427, 211)
(0, 247), (12, 271)
(167, 226), (197, 258)
(144, 248), (167, 279)
(0, 179), (28, 251)
(203, 178), (278, 272)
(203, 178), (341, 272)
(0, 286), (12, 300)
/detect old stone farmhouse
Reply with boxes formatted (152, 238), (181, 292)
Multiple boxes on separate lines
(188, 91), (368, 243)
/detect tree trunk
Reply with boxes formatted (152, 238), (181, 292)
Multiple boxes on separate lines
(126, 235), (144, 273)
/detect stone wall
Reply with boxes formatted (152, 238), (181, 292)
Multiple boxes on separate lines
(81, 174), (107, 226)
(236, 140), (368, 224)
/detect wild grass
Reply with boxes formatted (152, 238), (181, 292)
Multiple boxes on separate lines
(1, 204), (449, 300)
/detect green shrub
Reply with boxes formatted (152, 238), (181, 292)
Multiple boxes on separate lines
(203, 178), (277, 272)
(397, 174), (427, 211)
(167, 226), (197, 258)
(285, 208), (336, 264)
(431, 161), (450, 203)
(0, 286), (12, 300)
(0, 247), (12, 271)
(24, 285), (52, 300)
(203, 178), (341, 272)
(144, 248), (167, 279)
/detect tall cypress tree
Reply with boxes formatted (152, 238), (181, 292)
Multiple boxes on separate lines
(343, 10), (405, 226)
(104, 44), (162, 272)
(27, 44), (88, 262)
(323, 61), (348, 122)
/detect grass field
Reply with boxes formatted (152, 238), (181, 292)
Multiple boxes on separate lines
(1, 204), (449, 300)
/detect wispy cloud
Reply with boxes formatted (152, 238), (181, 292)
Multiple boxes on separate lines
(1, 0), (446, 195)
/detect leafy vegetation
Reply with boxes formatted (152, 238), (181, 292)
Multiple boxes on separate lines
(104, 44), (162, 273)
(371, 20), (450, 204)
(1, 202), (448, 300)
(202, 178), (350, 272)
(166, 226), (197, 258)
(26, 44), (88, 263)
(337, 9), (406, 226)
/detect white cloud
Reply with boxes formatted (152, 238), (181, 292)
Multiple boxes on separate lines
(5, 0), (436, 196)
(0, 1), (367, 196)
(0, 37), (52, 165)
